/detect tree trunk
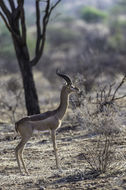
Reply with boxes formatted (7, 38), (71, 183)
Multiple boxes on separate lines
(13, 40), (40, 116)
(0, 0), (61, 116)
(19, 59), (40, 116)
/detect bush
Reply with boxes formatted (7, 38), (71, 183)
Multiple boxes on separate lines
(107, 33), (125, 52)
(47, 25), (80, 47)
(0, 77), (25, 123)
(81, 6), (107, 23)
(82, 134), (114, 174)
(107, 17), (126, 52)
(70, 75), (125, 174)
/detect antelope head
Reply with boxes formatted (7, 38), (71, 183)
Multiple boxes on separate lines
(56, 69), (79, 94)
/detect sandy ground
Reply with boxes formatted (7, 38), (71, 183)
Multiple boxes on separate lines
(0, 73), (126, 189)
(0, 121), (126, 190)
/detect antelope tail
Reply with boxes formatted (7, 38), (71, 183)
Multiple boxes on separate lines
(13, 122), (19, 140)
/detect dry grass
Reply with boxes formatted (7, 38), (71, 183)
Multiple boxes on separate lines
(0, 72), (126, 190)
(0, 123), (126, 190)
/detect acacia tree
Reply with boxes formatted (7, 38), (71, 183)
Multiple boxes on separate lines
(0, 0), (61, 115)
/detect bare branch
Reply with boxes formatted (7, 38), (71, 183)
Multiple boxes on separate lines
(0, 0), (11, 22)
(0, 11), (11, 31)
(35, 0), (41, 55)
(0, 11), (22, 43)
(92, 75), (126, 115)
(48, 0), (61, 19)
(8, 0), (15, 11)
(114, 94), (126, 101)
(0, 1), (24, 44)
(30, 0), (50, 66)
(111, 75), (126, 101)
(107, 83), (115, 98)
(30, 0), (61, 66)
(19, 1), (27, 44)
(10, 0), (24, 23)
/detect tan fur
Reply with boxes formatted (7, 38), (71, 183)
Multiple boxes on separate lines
(15, 84), (79, 174)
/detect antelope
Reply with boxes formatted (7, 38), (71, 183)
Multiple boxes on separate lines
(15, 70), (79, 174)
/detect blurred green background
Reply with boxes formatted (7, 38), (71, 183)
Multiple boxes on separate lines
(0, 0), (126, 81)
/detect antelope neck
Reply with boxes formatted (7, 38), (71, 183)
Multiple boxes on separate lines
(57, 87), (69, 119)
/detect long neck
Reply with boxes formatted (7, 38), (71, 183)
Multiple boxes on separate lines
(57, 87), (69, 120)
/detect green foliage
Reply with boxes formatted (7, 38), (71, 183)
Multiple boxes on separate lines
(47, 24), (80, 47)
(107, 0), (126, 52)
(0, 23), (15, 57)
(108, 32), (126, 52)
(81, 6), (107, 23)
(26, 29), (36, 58)
(111, 0), (126, 15)
(0, 23), (36, 58)
(109, 17), (126, 35)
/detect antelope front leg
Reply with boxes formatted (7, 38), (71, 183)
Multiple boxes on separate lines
(51, 130), (59, 169)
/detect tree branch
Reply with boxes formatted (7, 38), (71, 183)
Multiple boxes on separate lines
(111, 75), (126, 101)
(30, 0), (61, 66)
(0, 11), (11, 32)
(48, 0), (61, 19)
(92, 75), (126, 115)
(30, 0), (50, 66)
(8, 0), (15, 12)
(35, 0), (41, 55)
(0, 0), (11, 23)
(0, 11), (22, 44)
(19, 0), (27, 44)
(0, 1), (11, 15)
(11, 0), (24, 22)
(0, 1), (23, 44)
(114, 94), (126, 101)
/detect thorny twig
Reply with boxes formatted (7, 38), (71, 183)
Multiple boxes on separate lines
(93, 75), (126, 114)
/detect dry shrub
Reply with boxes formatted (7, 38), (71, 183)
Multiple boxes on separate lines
(0, 77), (25, 123)
(82, 134), (114, 174)
(70, 74), (126, 174)
(71, 74), (125, 135)
(6, 77), (20, 94)
(76, 104), (121, 174)
(86, 109), (121, 136)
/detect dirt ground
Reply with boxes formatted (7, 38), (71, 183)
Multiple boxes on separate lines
(0, 73), (126, 190)
(0, 120), (126, 190)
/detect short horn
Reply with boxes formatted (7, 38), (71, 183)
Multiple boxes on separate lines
(56, 69), (72, 85)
